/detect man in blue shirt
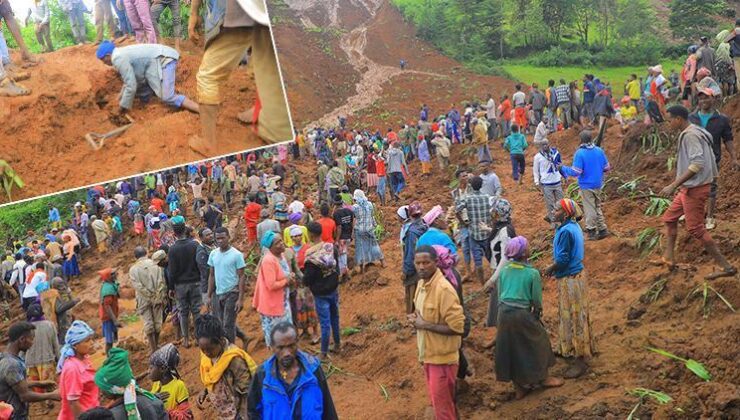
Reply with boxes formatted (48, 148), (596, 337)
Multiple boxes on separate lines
(544, 198), (596, 380)
(581, 74), (595, 126)
(47, 205), (61, 230)
(401, 202), (427, 314)
(561, 130), (611, 240)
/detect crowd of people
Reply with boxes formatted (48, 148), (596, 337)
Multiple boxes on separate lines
(0, 25), (738, 420)
(0, 0), (292, 149)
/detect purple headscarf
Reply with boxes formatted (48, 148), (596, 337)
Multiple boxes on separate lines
(504, 236), (529, 260)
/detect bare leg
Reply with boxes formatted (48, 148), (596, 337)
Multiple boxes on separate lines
(5, 18), (37, 62)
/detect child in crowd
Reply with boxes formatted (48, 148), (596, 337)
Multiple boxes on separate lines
(150, 343), (194, 419)
(503, 124), (529, 184)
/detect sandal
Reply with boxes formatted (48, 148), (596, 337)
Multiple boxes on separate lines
(0, 78), (31, 97)
(705, 266), (737, 280)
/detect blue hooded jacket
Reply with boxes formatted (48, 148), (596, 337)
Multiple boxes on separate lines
(249, 351), (337, 420)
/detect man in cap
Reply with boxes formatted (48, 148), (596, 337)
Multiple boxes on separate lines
(561, 130), (610, 240)
(696, 35), (716, 76)
(188, 0), (292, 154)
(688, 88), (738, 230)
(533, 137), (564, 228)
(658, 106), (736, 279)
(129, 246), (167, 353)
(95, 41), (199, 118)
(98, 268), (121, 354)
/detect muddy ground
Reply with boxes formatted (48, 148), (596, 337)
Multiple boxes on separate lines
(0, 39), (266, 204)
(8, 0), (740, 417)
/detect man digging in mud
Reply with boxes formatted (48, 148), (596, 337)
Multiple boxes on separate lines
(95, 41), (199, 117)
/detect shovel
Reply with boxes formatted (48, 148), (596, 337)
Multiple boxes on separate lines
(84, 115), (135, 150)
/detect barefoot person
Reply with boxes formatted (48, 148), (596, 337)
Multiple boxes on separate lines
(408, 246), (465, 420)
(188, 0), (291, 154)
(658, 105), (737, 279)
(544, 199), (596, 379)
(494, 236), (563, 399)
(95, 41), (199, 117)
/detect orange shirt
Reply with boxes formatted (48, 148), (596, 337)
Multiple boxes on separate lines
(376, 160), (387, 177)
(151, 198), (165, 213)
(501, 99), (512, 121)
(244, 203), (262, 228)
(318, 217), (336, 243)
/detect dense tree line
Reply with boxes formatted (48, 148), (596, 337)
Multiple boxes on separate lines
(392, 0), (731, 65)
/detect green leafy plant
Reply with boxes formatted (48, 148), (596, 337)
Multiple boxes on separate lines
(618, 176), (646, 198)
(341, 327), (361, 336)
(636, 227), (661, 257)
(627, 388), (672, 420)
(645, 196), (671, 217)
(0, 161), (25, 202)
(566, 182), (581, 202)
(688, 281), (736, 318)
(642, 277), (668, 303)
(373, 207), (386, 241)
(640, 129), (674, 155)
(119, 313), (139, 324)
(647, 347), (712, 381)
(666, 156), (676, 172)
(378, 383), (390, 402)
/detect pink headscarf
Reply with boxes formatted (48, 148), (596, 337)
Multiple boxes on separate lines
(432, 245), (458, 287)
(423, 205), (444, 226)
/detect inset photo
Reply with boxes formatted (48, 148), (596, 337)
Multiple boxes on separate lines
(0, 0), (293, 204)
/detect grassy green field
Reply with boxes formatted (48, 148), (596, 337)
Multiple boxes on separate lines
(501, 60), (685, 88)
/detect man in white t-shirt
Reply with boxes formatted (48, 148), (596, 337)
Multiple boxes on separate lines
(22, 262), (46, 309)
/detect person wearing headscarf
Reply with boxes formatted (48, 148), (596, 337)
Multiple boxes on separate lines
(95, 348), (166, 419)
(98, 268), (121, 354)
(481, 198), (517, 346)
(352, 189), (385, 273)
(252, 230), (293, 347)
(166, 186), (181, 214)
(91, 215), (111, 254)
(544, 199), (595, 379)
(195, 315), (257, 419)
(417, 205), (457, 255)
(58, 320), (99, 418)
(495, 236), (563, 399)
(24, 304), (59, 393)
(282, 214), (308, 248)
(285, 225), (319, 344)
(149, 343), (193, 419)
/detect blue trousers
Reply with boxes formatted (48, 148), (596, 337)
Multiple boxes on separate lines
(314, 291), (340, 354)
(389, 172), (405, 196)
(111, 0), (133, 35)
(510, 153), (525, 181)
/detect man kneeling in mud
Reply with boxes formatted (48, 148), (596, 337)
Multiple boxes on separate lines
(95, 40), (199, 116)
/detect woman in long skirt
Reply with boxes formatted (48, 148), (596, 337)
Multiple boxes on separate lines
(483, 199), (516, 347)
(495, 236), (563, 399)
(62, 235), (81, 280)
(351, 190), (385, 272)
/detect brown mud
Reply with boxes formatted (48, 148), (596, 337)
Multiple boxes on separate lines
(1, 40), (263, 203)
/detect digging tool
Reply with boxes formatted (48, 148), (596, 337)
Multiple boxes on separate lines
(84, 115), (135, 150)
